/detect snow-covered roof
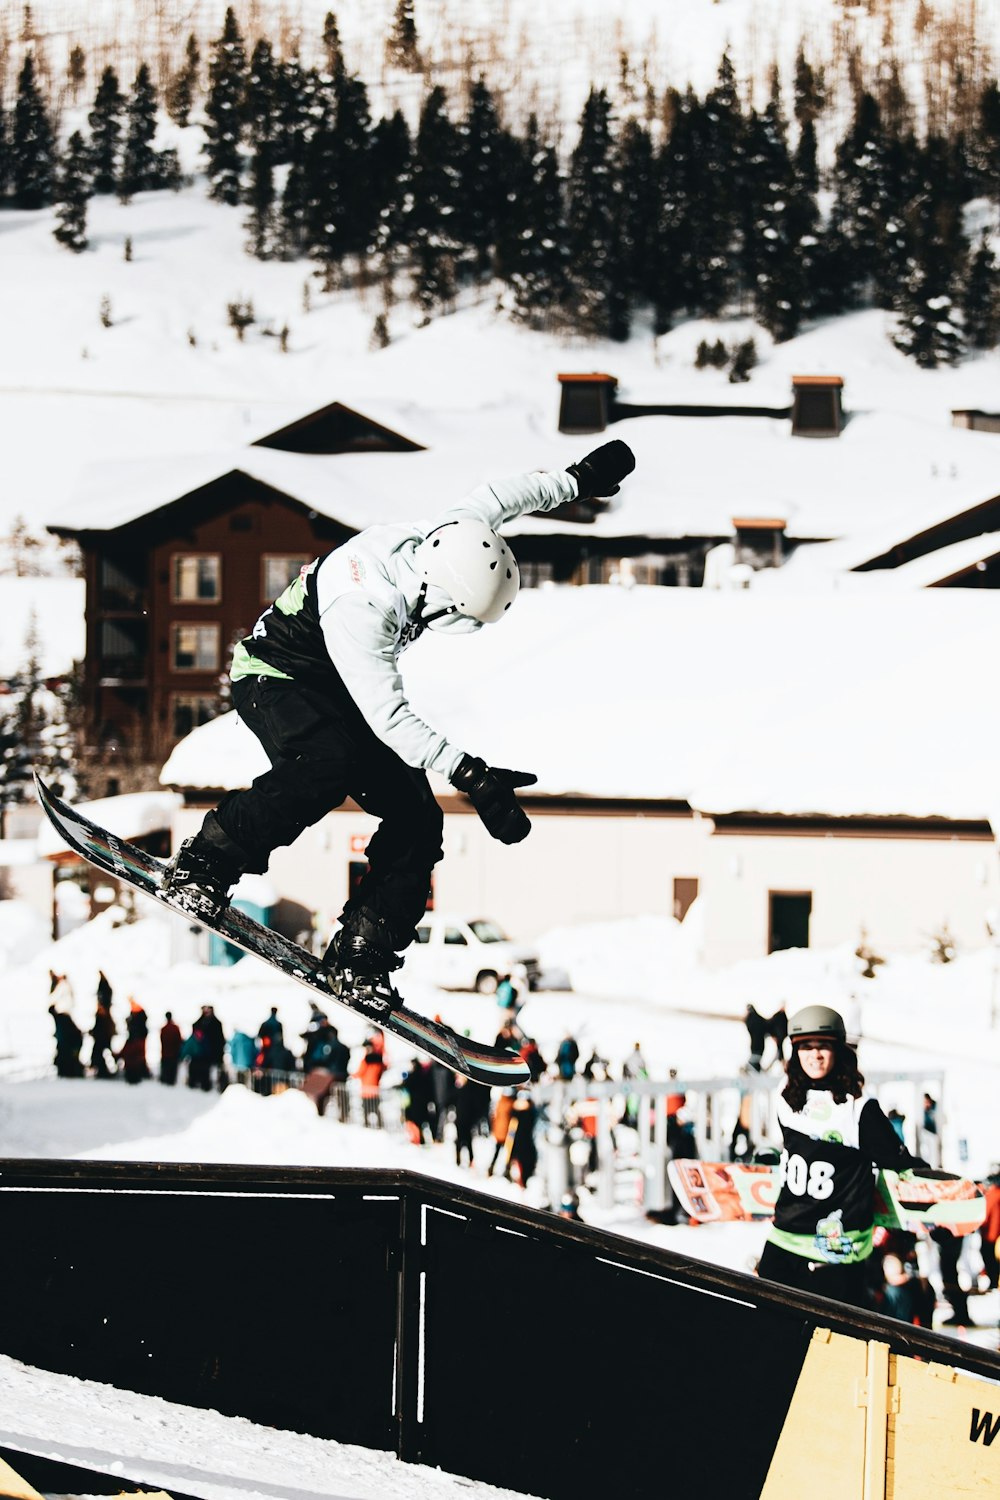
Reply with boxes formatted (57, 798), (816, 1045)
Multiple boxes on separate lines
(161, 587), (1000, 823)
(876, 533), (1000, 589)
(48, 403), (1000, 555)
(37, 790), (182, 858)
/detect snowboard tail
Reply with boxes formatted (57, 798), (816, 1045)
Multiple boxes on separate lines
(668, 1159), (985, 1237)
(34, 774), (529, 1087)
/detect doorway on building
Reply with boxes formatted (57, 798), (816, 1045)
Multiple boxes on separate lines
(768, 891), (812, 953)
(673, 877), (699, 922)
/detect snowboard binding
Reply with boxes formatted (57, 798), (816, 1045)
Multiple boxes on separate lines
(324, 929), (404, 1019)
(161, 838), (233, 921)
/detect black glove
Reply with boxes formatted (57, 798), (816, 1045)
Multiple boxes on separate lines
(566, 439), (636, 500)
(451, 754), (537, 844)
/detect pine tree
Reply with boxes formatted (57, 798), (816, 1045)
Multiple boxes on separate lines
(745, 77), (804, 341)
(386, 0), (421, 72)
(67, 45), (87, 104)
(245, 37), (279, 149)
(695, 52), (743, 316)
(204, 7), (247, 205)
(244, 137), (277, 258)
(322, 12), (344, 79)
(892, 138), (967, 367)
(962, 233), (1000, 349)
(497, 114), (568, 327)
(119, 62), (159, 200)
(976, 79), (1000, 202)
(617, 117), (659, 309)
(166, 34), (199, 128)
(319, 70), (376, 268)
(456, 78), (506, 282)
(273, 56), (312, 166)
(11, 50), (54, 208)
(407, 86), (462, 316)
(369, 107), (412, 265)
(0, 87), (9, 200)
(88, 65), (125, 194)
(565, 87), (627, 338)
(53, 129), (91, 252)
(651, 87), (702, 331)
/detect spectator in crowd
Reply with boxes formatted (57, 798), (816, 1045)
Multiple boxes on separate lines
(454, 1073), (491, 1168)
(520, 1035), (546, 1083)
(507, 1094), (539, 1188)
(88, 997), (116, 1079)
(931, 1225), (971, 1327)
(159, 1011), (183, 1085)
(96, 970), (113, 1010)
(919, 1092), (941, 1167)
(186, 1004), (225, 1091)
(402, 1057), (434, 1144)
(429, 1055), (456, 1141)
(979, 1167), (1000, 1293)
(582, 1048), (609, 1082)
(118, 999), (151, 1085)
(766, 1005), (788, 1067)
(665, 1070), (690, 1154)
(887, 1108), (907, 1145)
(556, 1031), (580, 1082)
(494, 1017), (522, 1053)
(300, 1004), (329, 1070)
(302, 1019), (352, 1118)
(258, 1006), (283, 1045)
(495, 974), (516, 1010)
(556, 1191), (584, 1222)
(744, 1005), (768, 1072)
(729, 1068), (755, 1161)
(488, 1089), (517, 1178)
(48, 1000), (84, 1078)
(621, 1041), (648, 1129)
(877, 1250), (935, 1326)
(355, 1030), (387, 1128)
(228, 1029), (257, 1074)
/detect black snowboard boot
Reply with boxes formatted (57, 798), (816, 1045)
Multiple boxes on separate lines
(324, 922), (404, 1020)
(162, 812), (249, 919)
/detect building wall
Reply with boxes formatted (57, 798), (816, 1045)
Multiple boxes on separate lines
(173, 800), (1000, 966)
(701, 827), (999, 968)
(174, 802), (709, 942)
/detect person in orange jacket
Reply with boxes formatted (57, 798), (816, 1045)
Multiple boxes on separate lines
(487, 1089), (517, 1177)
(355, 1029), (386, 1128)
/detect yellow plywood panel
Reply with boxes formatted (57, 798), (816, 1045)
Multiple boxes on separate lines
(0, 1456), (45, 1500)
(760, 1328), (869, 1500)
(890, 1357), (1000, 1497)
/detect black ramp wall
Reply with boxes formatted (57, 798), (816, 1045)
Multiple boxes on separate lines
(0, 1159), (997, 1500)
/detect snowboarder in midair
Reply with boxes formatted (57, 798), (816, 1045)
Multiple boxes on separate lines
(164, 440), (636, 1017)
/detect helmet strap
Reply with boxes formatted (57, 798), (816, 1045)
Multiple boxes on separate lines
(413, 580), (458, 627)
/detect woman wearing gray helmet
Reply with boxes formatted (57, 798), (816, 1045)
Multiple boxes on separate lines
(757, 1005), (925, 1308)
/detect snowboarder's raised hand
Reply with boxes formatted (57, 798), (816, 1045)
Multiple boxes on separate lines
(450, 755), (537, 844)
(566, 439), (636, 500)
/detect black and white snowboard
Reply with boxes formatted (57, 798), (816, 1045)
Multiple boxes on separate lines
(35, 774), (529, 1087)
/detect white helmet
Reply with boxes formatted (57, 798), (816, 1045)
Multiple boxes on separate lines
(414, 520), (519, 624)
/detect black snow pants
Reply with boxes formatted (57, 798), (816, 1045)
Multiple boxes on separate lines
(214, 675), (443, 951)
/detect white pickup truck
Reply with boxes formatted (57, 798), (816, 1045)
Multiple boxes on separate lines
(404, 913), (541, 994)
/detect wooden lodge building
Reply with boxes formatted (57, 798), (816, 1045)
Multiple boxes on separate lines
(46, 379), (1000, 786)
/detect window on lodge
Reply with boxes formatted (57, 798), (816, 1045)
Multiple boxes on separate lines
(172, 623), (220, 672)
(263, 555), (310, 601)
(172, 554), (221, 602)
(172, 693), (218, 739)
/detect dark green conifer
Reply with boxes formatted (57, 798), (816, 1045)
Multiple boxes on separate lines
(88, 65), (125, 194)
(204, 7), (248, 205)
(119, 62), (159, 200)
(53, 128), (91, 252)
(12, 50), (54, 208)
